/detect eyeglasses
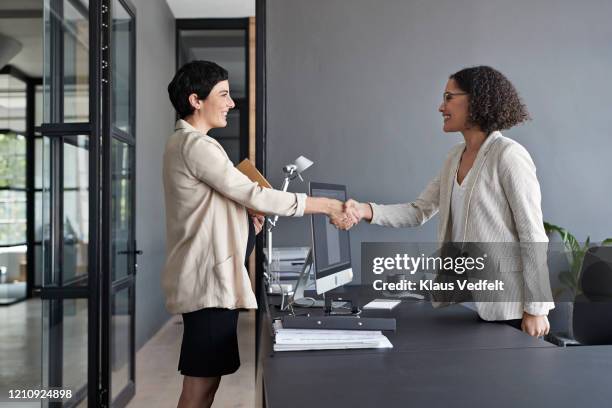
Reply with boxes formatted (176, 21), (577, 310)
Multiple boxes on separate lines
(443, 91), (468, 103)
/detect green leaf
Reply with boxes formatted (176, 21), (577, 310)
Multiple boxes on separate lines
(544, 221), (559, 234)
(602, 238), (612, 246)
(544, 221), (580, 254)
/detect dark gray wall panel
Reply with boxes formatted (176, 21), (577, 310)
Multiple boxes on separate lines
(133, 0), (175, 349)
(266, 0), (612, 282)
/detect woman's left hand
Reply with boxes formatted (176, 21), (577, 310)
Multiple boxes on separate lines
(252, 215), (265, 235)
(521, 312), (550, 337)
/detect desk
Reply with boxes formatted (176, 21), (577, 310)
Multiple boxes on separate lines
(261, 286), (612, 407)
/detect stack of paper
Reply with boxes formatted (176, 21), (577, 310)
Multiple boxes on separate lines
(273, 320), (393, 351)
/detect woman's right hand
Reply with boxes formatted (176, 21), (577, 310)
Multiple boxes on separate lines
(303, 196), (359, 229)
(326, 199), (356, 230)
(344, 199), (373, 223)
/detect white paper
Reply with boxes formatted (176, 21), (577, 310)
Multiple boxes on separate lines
(362, 299), (402, 310)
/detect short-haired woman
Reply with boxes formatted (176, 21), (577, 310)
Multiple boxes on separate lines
(164, 60), (352, 408)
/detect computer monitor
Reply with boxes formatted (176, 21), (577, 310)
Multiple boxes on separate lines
(309, 182), (353, 295)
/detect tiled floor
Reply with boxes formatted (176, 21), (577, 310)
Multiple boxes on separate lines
(0, 298), (89, 407)
(127, 311), (256, 408)
(0, 299), (254, 407)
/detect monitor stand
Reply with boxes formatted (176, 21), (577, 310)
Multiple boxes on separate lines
(279, 250), (396, 331)
(282, 249), (357, 313)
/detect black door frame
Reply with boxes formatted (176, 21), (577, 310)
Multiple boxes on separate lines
(254, 0), (267, 369)
(100, 0), (138, 406)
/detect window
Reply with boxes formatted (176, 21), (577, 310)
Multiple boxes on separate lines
(0, 72), (27, 245)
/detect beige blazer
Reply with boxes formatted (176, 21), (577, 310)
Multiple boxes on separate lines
(370, 131), (554, 320)
(162, 120), (306, 313)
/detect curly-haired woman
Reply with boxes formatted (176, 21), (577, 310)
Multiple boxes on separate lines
(342, 66), (554, 337)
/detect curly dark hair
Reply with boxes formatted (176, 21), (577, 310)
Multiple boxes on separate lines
(450, 66), (530, 135)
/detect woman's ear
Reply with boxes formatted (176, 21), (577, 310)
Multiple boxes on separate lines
(188, 93), (201, 110)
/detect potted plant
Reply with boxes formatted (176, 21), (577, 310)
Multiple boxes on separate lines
(544, 221), (612, 341)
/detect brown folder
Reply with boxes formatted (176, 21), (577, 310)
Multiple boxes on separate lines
(236, 159), (272, 188)
(236, 159), (272, 217)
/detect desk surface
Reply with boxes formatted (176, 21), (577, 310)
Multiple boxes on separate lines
(262, 285), (612, 407)
(265, 347), (612, 408)
(266, 286), (552, 357)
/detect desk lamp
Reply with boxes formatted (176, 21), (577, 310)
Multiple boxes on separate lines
(266, 155), (313, 269)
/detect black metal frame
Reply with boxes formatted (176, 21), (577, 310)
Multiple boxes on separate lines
(255, 0), (267, 367)
(89, 0), (104, 405)
(101, 0), (138, 406)
(42, 1), (68, 406)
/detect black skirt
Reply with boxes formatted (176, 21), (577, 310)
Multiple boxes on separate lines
(178, 214), (257, 377)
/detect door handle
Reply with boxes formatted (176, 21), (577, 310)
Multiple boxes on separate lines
(117, 249), (143, 255)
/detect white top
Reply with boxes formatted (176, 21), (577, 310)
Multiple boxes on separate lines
(450, 168), (470, 242)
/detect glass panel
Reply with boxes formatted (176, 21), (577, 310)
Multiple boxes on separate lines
(111, 139), (132, 281)
(0, 191), (26, 246)
(42, 298), (88, 406)
(63, 0), (89, 123)
(0, 132), (26, 188)
(43, 0), (90, 124)
(0, 298), (42, 403)
(0, 132), (27, 249)
(0, 240), (27, 304)
(112, 0), (133, 134)
(35, 136), (51, 287)
(0, 74), (27, 132)
(63, 135), (89, 284)
(35, 136), (50, 191)
(35, 85), (44, 128)
(178, 29), (246, 98)
(111, 286), (132, 401)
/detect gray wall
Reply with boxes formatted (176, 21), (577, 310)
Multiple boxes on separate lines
(266, 0), (612, 283)
(132, 0), (175, 349)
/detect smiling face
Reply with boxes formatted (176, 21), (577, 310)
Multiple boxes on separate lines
(190, 80), (235, 129)
(438, 79), (470, 133)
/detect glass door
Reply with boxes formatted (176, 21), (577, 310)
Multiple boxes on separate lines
(41, 0), (94, 406)
(102, 1), (137, 406)
(41, 0), (136, 406)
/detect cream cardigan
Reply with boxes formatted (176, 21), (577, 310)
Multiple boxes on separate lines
(370, 131), (554, 320)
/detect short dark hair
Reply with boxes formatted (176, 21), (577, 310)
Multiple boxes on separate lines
(450, 66), (530, 135)
(167, 60), (229, 119)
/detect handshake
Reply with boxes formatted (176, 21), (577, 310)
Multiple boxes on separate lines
(328, 199), (372, 231)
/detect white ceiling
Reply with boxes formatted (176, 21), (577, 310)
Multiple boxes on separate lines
(166, 0), (255, 18)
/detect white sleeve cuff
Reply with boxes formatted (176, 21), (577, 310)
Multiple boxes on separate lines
(293, 193), (307, 217)
(524, 301), (555, 316)
(369, 202), (380, 224)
